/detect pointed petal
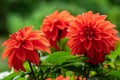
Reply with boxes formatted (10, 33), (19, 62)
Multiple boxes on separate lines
(87, 48), (94, 59)
(8, 49), (16, 68)
(94, 34), (101, 40)
(49, 27), (58, 41)
(12, 57), (25, 71)
(2, 47), (13, 59)
(39, 37), (50, 46)
(49, 40), (60, 51)
(22, 40), (33, 50)
(102, 32), (112, 38)
(80, 36), (86, 42)
(84, 40), (92, 50)
(25, 50), (39, 65)
(16, 47), (25, 62)
(32, 40), (51, 53)
(28, 30), (42, 40)
(3, 39), (20, 48)
(93, 40), (102, 51)
(96, 52), (105, 63)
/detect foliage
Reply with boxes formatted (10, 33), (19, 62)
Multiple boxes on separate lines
(2, 37), (120, 80)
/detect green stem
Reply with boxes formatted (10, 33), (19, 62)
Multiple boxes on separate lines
(43, 68), (51, 79)
(28, 61), (36, 80)
(43, 65), (58, 80)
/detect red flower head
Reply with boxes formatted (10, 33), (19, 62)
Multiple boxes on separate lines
(46, 78), (52, 80)
(55, 75), (70, 80)
(41, 10), (74, 50)
(2, 27), (50, 71)
(67, 11), (118, 64)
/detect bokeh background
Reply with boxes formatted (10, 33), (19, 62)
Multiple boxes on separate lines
(0, 0), (120, 72)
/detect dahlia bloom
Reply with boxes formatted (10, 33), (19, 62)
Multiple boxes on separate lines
(41, 10), (74, 50)
(46, 78), (52, 80)
(2, 27), (50, 71)
(67, 11), (118, 64)
(55, 75), (70, 80)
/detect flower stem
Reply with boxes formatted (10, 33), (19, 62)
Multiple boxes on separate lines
(28, 61), (36, 80)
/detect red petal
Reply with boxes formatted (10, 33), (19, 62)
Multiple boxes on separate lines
(16, 47), (26, 62)
(3, 39), (20, 48)
(28, 30), (42, 40)
(32, 40), (51, 53)
(80, 36), (86, 42)
(95, 52), (105, 63)
(24, 26), (32, 38)
(39, 37), (50, 46)
(50, 40), (60, 51)
(71, 42), (84, 55)
(95, 15), (106, 22)
(8, 49), (16, 68)
(22, 40), (33, 50)
(12, 57), (25, 71)
(2, 47), (13, 59)
(102, 32), (112, 38)
(84, 40), (92, 50)
(87, 48), (94, 59)
(94, 34), (101, 40)
(25, 50), (39, 65)
(49, 27), (58, 41)
(93, 40), (102, 51)
(84, 11), (93, 25)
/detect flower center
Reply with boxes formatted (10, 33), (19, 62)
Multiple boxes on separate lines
(84, 26), (95, 39)
(54, 20), (62, 27)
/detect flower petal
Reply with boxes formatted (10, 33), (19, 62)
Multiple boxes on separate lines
(80, 35), (86, 42)
(32, 40), (51, 53)
(84, 40), (92, 50)
(8, 49), (16, 68)
(22, 40), (33, 50)
(2, 47), (13, 59)
(39, 37), (50, 46)
(87, 48), (94, 59)
(25, 50), (39, 65)
(94, 34), (101, 40)
(3, 39), (20, 48)
(102, 32), (112, 39)
(16, 47), (25, 62)
(12, 57), (25, 71)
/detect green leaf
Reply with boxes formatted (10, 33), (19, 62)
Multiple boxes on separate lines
(109, 62), (115, 68)
(43, 51), (82, 65)
(107, 70), (120, 78)
(59, 38), (69, 51)
(108, 41), (120, 59)
(16, 78), (26, 80)
(3, 72), (22, 80)
(23, 61), (31, 72)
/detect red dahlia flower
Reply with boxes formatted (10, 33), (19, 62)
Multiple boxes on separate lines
(2, 27), (50, 71)
(55, 75), (70, 80)
(41, 10), (74, 50)
(46, 78), (52, 80)
(67, 11), (118, 64)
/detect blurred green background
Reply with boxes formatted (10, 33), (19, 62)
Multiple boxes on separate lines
(0, 0), (120, 72)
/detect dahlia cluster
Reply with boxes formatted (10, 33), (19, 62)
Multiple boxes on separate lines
(1, 10), (118, 80)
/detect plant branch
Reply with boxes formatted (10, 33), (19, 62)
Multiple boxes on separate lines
(28, 61), (36, 80)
